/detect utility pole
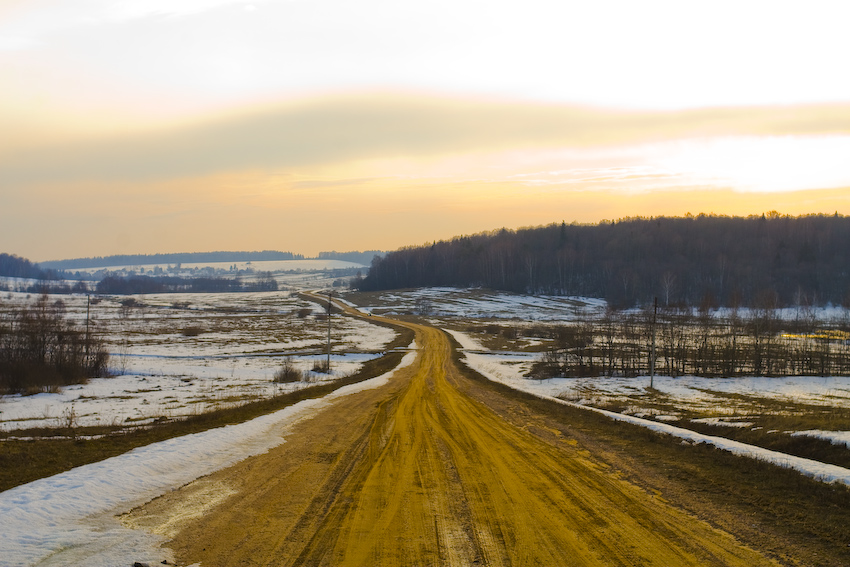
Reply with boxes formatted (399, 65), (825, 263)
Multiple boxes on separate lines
(85, 294), (91, 363)
(326, 291), (332, 372)
(650, 296), (657, 388)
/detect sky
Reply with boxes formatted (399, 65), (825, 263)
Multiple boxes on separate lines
(2, 0), (850, 261)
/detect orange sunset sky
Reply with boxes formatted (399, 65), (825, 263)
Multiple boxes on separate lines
(2, 0), (850, 261)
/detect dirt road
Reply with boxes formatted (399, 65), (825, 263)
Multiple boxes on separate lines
(125, 315), (780, 566)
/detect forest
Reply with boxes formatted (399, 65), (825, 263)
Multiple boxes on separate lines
(95, 273), (279, 294)
(358, 213), (850, 308)
(0, 253), (58, 281)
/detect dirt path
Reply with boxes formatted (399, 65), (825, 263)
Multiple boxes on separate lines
(124, 316), (780, 566)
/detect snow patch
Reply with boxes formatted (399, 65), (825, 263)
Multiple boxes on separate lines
(791, 430), (850, 448)
(692, 417), (756, 428)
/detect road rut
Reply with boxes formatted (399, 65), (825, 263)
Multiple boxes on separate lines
(124, 317), (779, 566)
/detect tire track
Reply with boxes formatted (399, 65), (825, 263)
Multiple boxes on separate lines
(127, 318), (782, 566)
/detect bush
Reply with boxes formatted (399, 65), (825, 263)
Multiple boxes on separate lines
(273, 357), (302, 383)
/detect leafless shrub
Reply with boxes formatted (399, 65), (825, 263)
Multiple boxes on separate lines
(295, 308), (312, 318)
(273, 357), (302, 383)
(0, 294), (110, 394)
(61, 404), (78, 439)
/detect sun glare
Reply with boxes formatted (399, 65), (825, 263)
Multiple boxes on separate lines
(653, 135), (850, 193)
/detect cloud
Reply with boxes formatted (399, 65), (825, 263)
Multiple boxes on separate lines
(0, 0), (263, 52)
(4, 94), (850, 188)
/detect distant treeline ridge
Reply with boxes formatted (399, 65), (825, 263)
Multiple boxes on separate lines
(96, 274), (279, 294)
(358, 213), (850, 308)
(40, 250), (305, 270)
(317, 250), (383, 265)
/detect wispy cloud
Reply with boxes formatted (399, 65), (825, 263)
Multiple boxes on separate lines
(4, 94), (850, 188)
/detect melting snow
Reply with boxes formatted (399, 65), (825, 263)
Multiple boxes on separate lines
(0, 344), (417, 567)
(691, 417), (756, 428)
(792, 430), (850, 448)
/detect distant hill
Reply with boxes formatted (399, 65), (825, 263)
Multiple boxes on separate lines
(318, 250), (383, 265)
(358, 213), (850, 308)
(40, 251), (305, 270)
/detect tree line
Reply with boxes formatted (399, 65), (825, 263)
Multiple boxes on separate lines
(527, 303), (850, 379)
(95, 272), (279, 294)
(0, 295), (110, 394)
(40, 250), (305, 270)
(358, 213), (850, 308)
(0, 253), (60, 281)
(317, 250), (383, 265)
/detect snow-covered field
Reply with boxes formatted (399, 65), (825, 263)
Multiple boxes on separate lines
(57, 258), (365, 276)
(6, 283), (850, 445)
(353, 286), (850, 325)
(457, 348), (850, 415)
(0, 289), (396, 432)
(353, 286), (607, 321)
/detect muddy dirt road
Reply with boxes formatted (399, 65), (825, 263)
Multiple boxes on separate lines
(125, 314), (780, 566)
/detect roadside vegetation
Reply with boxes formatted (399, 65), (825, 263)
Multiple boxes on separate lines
(0, 294), (109, 395)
